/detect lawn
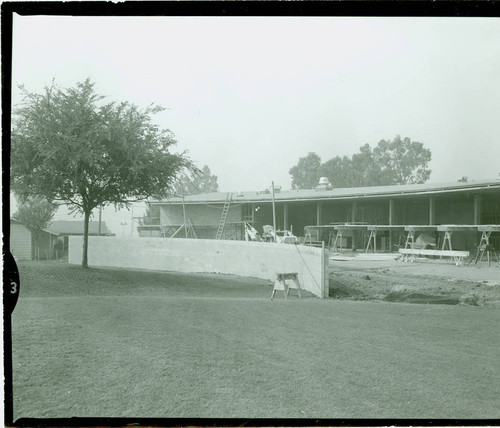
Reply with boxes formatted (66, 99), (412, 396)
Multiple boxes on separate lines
(10, 261), (500, 420)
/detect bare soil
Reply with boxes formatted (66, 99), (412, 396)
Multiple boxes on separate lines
(329, 254), (500, 306)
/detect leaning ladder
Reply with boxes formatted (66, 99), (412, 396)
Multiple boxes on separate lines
(186, 219), (198, 239)
(215, 193), (232, 240)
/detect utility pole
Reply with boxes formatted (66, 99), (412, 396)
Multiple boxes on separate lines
(131, 206), (134, 238)
(271, 181), (277, 243)
(98, 205), (102, 236)
(182, 195), (188, 238)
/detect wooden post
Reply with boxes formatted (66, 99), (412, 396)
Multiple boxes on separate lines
(182, 195), (188, 238)
(474, 195), (481, 225)
(283, 203), (289, 231)
(130, 206), (134, 238)
(316, 202), (322, 226)
(271, 181), (277, 242)
(98, 205), (102, 236)
(351, 201), (357, 223)
(389, 199), (395, 250)
(321, 241), (328, 299)
(429, 197), (435, 225)
(389, 199), (395, 225)
(351, 202), (358, 248)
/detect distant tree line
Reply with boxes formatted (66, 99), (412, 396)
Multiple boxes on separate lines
(289, 136), (432, 190)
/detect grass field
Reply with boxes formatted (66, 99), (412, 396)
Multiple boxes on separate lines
(10, 261), (500, 420)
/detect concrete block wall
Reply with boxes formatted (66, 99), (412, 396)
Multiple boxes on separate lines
(69, 237), (329, 298)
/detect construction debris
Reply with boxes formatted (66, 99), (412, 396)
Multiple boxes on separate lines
(261, 225), (299, 244)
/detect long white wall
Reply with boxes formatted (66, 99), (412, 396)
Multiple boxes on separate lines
(69, 237), (329, 298)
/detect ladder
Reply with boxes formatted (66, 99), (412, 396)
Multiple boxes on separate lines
(186, 219), (197, 239)
(215, 193), (232, 240)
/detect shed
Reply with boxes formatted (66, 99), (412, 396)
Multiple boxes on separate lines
(9, 218), (59, 260)
(10, 219), (32, 260)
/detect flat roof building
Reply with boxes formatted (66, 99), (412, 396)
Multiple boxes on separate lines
(142, 178), (500, 252)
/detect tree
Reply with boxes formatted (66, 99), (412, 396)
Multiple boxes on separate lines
(349, 143), (386, 186)
(289, 152), (322, 190)
(291, 136), (432, 189)
(319, 155), (354, 188)
(371, 135), (431, 184)
(173, 165), (219, 195)
(11, 79), (193, 268)
(12, 195), (57, 260)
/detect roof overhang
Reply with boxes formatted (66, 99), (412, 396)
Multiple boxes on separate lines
(151, 181), (500, 205)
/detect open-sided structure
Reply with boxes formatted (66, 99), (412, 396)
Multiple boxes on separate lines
(140, 178), (500, 252)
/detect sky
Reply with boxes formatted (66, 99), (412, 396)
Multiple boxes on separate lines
(9, 15), (500, 236)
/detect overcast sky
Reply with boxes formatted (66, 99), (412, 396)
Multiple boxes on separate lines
(10, 15), (500, 235)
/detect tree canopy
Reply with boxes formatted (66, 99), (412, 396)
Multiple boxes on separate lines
(12, 195), (57, 259)
(289, 152), (322, 190)
(289, 136), (432, 189)
(11, 79), (193, 267)
(173, 165), (219, 196)
(370, 136), (432, 185)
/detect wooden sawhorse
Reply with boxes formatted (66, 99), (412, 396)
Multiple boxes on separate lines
(332, 230), (343, 252)
(365, 230), (377, 253)
(271, 272), (302, 300)
(405, 230), (416, 249)
(469, 229), (499, 267)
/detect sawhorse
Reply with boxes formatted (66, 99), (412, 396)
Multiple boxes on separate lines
(271, 272), (302, 300)
(441, 231), (453, 251)
(332, 231), (343, 252)
(365, 230), (377, 253)
(440, 230), (453, 261)
(405, 230), (415, 249)
(469, 230), (499, 267)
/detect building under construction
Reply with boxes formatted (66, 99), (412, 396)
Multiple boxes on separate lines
(138, 178), (500, 252)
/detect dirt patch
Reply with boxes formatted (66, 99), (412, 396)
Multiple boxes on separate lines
(329, 259), (500, 306)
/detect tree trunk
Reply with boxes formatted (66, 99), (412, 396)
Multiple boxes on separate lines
(33, 234), (39, 261)
(82, 209), (91, 268)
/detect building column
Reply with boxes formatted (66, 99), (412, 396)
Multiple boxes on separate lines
(388, 199), (395, 250)
(389, 199), (395, 225)
(351, 201), (357, 224)
(251, 203), (255, 223)
(474, 195), (481, 225)
(283, 203), (289, 230)
(429, 197), (435, 225)
(316, 202), (322, 226)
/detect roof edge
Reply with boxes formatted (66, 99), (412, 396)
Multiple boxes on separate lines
(150, 179), (500, 205)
